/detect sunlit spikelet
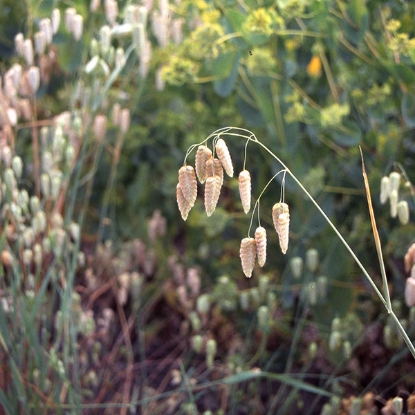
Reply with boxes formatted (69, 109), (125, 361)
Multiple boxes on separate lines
(178, 165), (197, 207)
(238, 170), (251, 214)
(215, 138), (233, 177)
(176, 184), (191, 220)
(272, 203), (290, 254)
(195, 145), (212, 183)
(240, 237), (257, 278)
(213, 158), (224, 184)
(255, 227), (267, 267)
(204, 176), (222, 217)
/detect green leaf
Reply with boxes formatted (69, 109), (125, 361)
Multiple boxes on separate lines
(330, 121), (362, 147)
(224, 9), (246, 33)
(402, 93), (415, 128)
(213, 52), (240, 97)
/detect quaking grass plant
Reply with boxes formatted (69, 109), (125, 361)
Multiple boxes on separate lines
(177, 126), (415, 360)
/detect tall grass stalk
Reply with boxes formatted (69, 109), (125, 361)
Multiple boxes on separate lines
(190, 126), (415, 360)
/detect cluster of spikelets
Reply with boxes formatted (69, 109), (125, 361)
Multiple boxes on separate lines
(380, 171), (410, 225)
(177, 137), (290, 278)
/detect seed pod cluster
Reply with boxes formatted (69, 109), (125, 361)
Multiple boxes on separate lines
(380, 171), (410, 225)
(272, 202), (290, 254)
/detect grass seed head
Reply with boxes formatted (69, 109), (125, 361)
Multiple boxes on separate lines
(176, 183), (191, 220)
(380, 176), (390, 204)
(178, 165), (197, 208)
(195, 145), (212, 183)
(238, 170), (251, 214)
(397, 200), (409, 225)
(272, 202), (290, 254)
(204, 175), (222, 217)
(215, 138), (233, 177)
(254, 226), (267, 267)
(240, 237), (257, 278)
(405, 276), (415, 307)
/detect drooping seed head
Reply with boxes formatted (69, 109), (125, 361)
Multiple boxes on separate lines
(204, 175), (221, 217)
(397, 200), (409, 225)
(380, 176), (390, 205)
(240, 237), (257, 278)
(178, 165), (197, 208)
(405, 277), (415, 307)
(215, 138), (233, 177)
(238, 170), (251, 214)
(404, 243), (415, 273)
(176, 183), (191, 220)
(254, 227), (267, 267)
(272, 202), (290, 254)
(389, 189), (398, 218)
(195, 146), (212, 183)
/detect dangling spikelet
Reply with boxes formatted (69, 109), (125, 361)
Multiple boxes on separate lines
(178, 166), (197, 207)
(177, 184), (191, 220)
(204, 176), (222, 217)
(255, 227), (267, 267)
(215, 138), (234, 177)
(272, 202), (290, 254)
(195, 145), (212, 183)
(213, 158), (224, 185)
(238, 170), (251, 214)
(240, 237), (257, 278)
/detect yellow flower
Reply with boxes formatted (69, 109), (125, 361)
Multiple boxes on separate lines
(307, 55), (322, 78)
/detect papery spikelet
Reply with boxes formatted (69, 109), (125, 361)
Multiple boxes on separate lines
(204, 176), (221, 217)
(255, 227), (267, 267)
(215, 138), (233, 177)
(404, 243), (415, 273)
(239, 170), (251, 214)
(277, 212), (290, 254)
(195, 145), (212, 183)
(240, 237), (257, 278)
(213, 158), (224, 185)
(272, 202), (290, 254)
(178, 165), (197, 207)
(176, 184), (191, 220)
(405, 277), (415, 307)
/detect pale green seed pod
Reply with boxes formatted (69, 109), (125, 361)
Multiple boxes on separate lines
(51, 8), (60, 34)
(189, 311), (201, 332)
(329, 331), (342, 351)
(317, 275), (328, 301)
(115, 47), (126, 69)
(69, 222), (80, 243)
(331, 317), (341, 332)
(257, 305), (269, 330)
(380, 176), (390, 204)
(305, 248), (319, 273)
(397, 200), (409, 225)
(23, 227), (34, 247)
(23, 249), (33, 266)
(267, 292), (276, 309)
(30, 196), (40, 214)
(28, 66), (40, 93)
(343, 340), (352, 359)
(206, 339), (217, 368)
(307, 282), (317, 305)
(51, 171), (63, 200)
(389, 171), (401, 193)
(239, 291), (249, 310)
(33, 243), (42, 267)
(290, 256), (303, 279)
(258, 275), (269, 299)
(132, 23), (145, 56)
(196, 294), (210, 315)
(309, 342), (317, 359)
(191, 335), (203, 353)
(349, 397), (361, 415)
(72, 14), (83, 41)
(4, 168), (16, 192)
(65, 145), (75, 166)
(42, 237), (51, 254)
(12, 156), (23, 179)
(392, 397), (403, 415)
(390, 189), (398, 218)
(383, 324), (393, 348)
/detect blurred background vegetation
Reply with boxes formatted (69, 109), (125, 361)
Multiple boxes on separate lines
(1, 0), (415, 414)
